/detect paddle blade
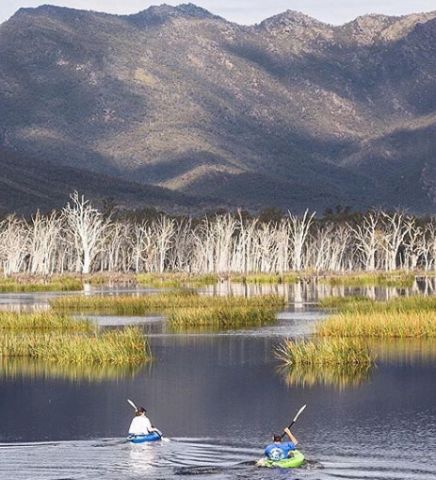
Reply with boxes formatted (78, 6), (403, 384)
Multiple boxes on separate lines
(127, 399), (138, 411)
(293, 404), (307, 423)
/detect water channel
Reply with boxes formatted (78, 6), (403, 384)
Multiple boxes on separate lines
(0, 282), (435, 479)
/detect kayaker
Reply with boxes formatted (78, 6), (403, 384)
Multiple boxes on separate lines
(128, 407), (160, 436)
(264, 427), (298, 461)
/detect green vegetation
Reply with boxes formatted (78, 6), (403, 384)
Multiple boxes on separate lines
(168, 306), (277, 330)
(319, 295), (373, 310)
(51, 292), (286, 315)
(323, 295), (436, 313)
(0, 311), (92, 332)
(0, 277), (83, 292)
(229, 273), (298, 284)
(318, 311), (436, 338)
(318, 295), (436, 337)
(0, 311), (150, 366)
(0, 327), (149, 366)
(136, 272), (299, 288)
(137, 273), (218, 288)
(276, 338), (374, 366)
(320, 272), (415, 288)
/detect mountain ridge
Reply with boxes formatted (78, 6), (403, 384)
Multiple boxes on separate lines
(1, 4), (436, 213)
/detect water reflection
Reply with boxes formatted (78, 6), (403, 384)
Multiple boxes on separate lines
(0, 358), (142, 382)
(277, 338), (436, 390)
(202, 277), (436, 304)
(369, 338), (436, 366)
(278, 363), (374, 390)
(129, 443), (161, 475)
(1, 277), (436, 314)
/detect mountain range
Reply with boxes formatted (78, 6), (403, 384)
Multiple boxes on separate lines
(1, 4), (436, 214)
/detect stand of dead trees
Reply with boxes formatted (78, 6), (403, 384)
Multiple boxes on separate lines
(1, 193), (436, 275)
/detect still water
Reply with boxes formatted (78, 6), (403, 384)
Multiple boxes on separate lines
(0, 284), (435, 479)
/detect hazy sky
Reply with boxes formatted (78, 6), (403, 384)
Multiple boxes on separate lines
(2, 0), (436, 25)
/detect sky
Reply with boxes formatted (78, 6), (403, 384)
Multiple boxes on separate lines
(2, 0), (436, 25)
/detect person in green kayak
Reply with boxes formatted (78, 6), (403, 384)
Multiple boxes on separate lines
(264, 427), (298, 461)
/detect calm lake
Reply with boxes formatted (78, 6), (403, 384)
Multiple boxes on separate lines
(0, 283), (435, 479)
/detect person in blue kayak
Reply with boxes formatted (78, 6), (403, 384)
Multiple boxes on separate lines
(128, 407), (161, 436)
(264, 427), (299, 461)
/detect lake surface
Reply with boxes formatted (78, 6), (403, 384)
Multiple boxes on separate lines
(0, 284), (435, 479)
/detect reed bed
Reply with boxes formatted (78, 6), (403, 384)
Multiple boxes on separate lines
(137, 273), (218, 288)
(319, 296), (373, 310)
(50, 292), (286, 315)
(0, 327), (150, 366)
(229, 273), (298, 284)
(0, 277), (83, 292)
(317, 311), (436, 338)
(320, 272), (415, 288)
(0, 311), (93, 332)
(320, 295), (436, 312)
(276, 338), (374, 366)
(319, 295), (436, 337)
(167, 306), (277, 329)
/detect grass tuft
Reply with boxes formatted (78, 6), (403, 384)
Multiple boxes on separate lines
(51, 292), (286, 315)
(0, 277), (83, 292)
(275, 338), (374, 366)
(319, 296), (436, 338)
(167, 306), (277, 329)
(137, 273), (219, 288)
(320, 272), (415, 288)
(0, 311), (92, 332)
(229, 273), (298, 284)
(0, 327), (150, 366)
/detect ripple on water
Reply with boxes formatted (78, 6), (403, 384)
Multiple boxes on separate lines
(0, 439), (435, 480)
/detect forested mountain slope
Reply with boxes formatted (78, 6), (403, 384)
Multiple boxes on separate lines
(1, 4), (436, 212)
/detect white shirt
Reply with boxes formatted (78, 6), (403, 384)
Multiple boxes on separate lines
(128, 415), (153, 435)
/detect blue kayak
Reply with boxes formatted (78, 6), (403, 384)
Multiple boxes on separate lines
(128, 432), (162, 443)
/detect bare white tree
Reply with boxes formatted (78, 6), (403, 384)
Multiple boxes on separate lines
(289, 210), (315, 271)
(28, 211), (62, 275)
(351, 212), (380, 271)
(62, 192), (110, 274)
(381, 212), (408, 271)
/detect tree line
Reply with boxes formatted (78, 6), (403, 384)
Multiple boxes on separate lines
(1, 192), (436, 275)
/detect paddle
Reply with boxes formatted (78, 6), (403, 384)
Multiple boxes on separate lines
(127, 398), (138, 411)
(280, 404), (306, 441)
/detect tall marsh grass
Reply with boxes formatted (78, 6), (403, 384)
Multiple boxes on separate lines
(168, 306), (277, 329)
(137, 273), (218, 288)
(51, 292), (286, 315)
(320, 272), (415, 288)
(276, 338), (374, 366)
(230, 273), (298, 284)
(0, 311), (93, 332)
(317, 311), (436, 337)
(319, 296), (372, 310)
(0, 277), (83, 292)
(0, 327), (150, 366)
(319, 295), (436, 338)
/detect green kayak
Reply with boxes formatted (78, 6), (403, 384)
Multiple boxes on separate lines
(257, 449), (305, 469)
